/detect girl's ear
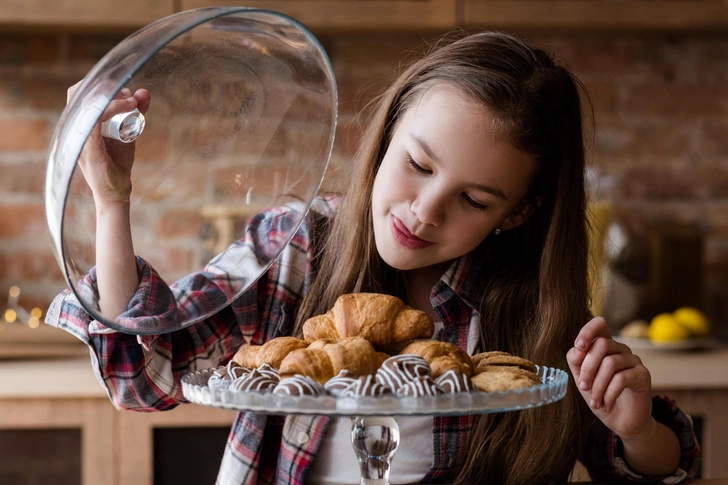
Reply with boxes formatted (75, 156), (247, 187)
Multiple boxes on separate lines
(499, 197), (542, 231)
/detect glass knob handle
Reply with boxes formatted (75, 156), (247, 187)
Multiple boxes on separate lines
(351, 416), (400, 485)
(100, 108), (145, 143)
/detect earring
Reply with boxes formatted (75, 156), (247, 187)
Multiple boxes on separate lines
(494, 226), (502, 235)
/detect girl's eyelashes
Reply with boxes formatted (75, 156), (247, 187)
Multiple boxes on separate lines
(462, 194), (488, 211)
(406, 155), (431, 174)
(406, 154), (488, 211)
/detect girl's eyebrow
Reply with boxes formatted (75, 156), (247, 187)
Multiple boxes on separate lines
(409, 132), (508, 201)
(467, 182), (508, 200)
(409, 133), (441, 164)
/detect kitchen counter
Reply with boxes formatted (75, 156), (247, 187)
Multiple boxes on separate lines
(1, 348), (727, 481)
(634, 345), (728, 390)
(0, 356), (106, 399)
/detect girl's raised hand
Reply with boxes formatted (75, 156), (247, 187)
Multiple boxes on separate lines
(567, 316), (655, 439)
(67, 81), (151, 206)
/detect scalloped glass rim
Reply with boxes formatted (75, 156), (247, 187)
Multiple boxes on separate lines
(44, 7), (337, 334)
(181, 365), (569, 417)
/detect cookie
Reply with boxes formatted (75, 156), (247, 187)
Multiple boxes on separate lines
(471, 351), (512, 367)
(472, 352), (537, 374)
(471, 365), (540, 392)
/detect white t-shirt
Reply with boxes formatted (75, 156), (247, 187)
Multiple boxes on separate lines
(306, 318), (481, 485)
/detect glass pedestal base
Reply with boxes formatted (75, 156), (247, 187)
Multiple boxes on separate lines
(352, 416), (400, 485)
(182, 366), (569, 484)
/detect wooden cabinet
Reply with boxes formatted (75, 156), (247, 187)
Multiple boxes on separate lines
(1, 353), (728, 483)
(0, 0), (174, 29)
(178, 0), (457, 31)
(460, 0), (728, 32)
(3, 0), (728, 32)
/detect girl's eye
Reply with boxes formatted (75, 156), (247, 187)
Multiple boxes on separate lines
(407, 155), (431, 174)
(462, 194), (488, 211)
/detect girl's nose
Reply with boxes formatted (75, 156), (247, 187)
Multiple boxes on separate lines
(411, 192), (445, 227)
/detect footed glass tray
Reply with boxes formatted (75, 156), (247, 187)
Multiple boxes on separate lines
(181, 365), (568, 417)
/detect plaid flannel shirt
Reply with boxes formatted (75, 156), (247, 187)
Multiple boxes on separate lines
(46, 195), (700, 484)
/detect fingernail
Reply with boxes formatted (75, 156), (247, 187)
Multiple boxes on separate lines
(589, 399), (596, 408)
(121, 88), (131, 95)
(579, 380), (589, 391)
(576, 338), (586, 349)
(126, 97), (136, 103)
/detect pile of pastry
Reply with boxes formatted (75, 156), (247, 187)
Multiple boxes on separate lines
(207, 293), (541, 398)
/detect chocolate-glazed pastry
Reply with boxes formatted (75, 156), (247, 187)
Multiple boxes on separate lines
(435, 369), (473, 394)
(208, 362), (250, 390)
(341, 374), (392, 398)
(227, 360), (249, 379)
(396, 376), (442, 397)
(207, 366), (232, 390)
(375, 355), (431, 391)
(324, 370), (357, 397)
(273, 375), (326, 396)
(230, 369), (278, 393)
(255, 363), (280, 382)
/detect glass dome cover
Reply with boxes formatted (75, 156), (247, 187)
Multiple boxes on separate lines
(45, 8), (337, 335)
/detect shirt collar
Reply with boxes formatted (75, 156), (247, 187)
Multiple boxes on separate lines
(436, 249), (491, 311)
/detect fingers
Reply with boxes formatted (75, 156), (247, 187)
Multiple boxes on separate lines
(601, 365), (651, 413)
(574, 336), (629, 391)
(102, 89), (138, 122)
(573, 316), (611, 352)
(67, 82), (151, 117)
(67, 79), (83, 103)
(133, 88), (151, 114)
(588, 352), (641, 409)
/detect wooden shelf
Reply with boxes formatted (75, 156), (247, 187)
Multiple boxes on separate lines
(460, 0), (728, 32)
(178, 0), (457, 31)
(3, 0), (728, 32)
(0, 0), (174, 29)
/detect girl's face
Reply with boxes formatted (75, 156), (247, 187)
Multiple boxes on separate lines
(372, 85), (536, 272)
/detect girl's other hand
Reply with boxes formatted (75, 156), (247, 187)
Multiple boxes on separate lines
(67, 81), (151, 206)
(566, 316), (654, 439)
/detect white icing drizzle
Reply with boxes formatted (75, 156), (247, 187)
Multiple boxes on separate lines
(435, 369), (472, 394)
(230, 370), (277, 392)
(227, 361), (249, 380)
(396, 376), (442, 397)
(255, 363), (280, 382)
(376, 355), (431, 390)
(324, 370), (357, 396)
(208, 366), (232, 390)
(273, 375), (325, 396)
(341, 374), (392, 398)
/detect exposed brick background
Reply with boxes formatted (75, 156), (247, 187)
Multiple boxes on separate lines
(0, 30), (726, 335)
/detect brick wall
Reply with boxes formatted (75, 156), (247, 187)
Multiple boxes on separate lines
(0, 31), (726, 331)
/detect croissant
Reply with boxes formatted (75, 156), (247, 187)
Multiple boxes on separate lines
(279, 348), (335, 384)
(302, 293), (434, 352)
(232, 344), (262, 369)
(254, 336), (308, 369)
(307, 337), (379, 376)
(399, 340), (474, 378)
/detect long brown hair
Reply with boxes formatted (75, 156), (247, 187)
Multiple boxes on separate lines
(295, 31), (594, 484)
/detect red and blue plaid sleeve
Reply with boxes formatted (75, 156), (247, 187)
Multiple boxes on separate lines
(44, 199), (337, 413)
(583, 395), (701, 483)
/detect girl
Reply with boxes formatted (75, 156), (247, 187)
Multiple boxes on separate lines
(48, 32), (699, 485)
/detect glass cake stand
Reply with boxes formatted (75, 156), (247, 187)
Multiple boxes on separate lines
(182, 365), (569, 484)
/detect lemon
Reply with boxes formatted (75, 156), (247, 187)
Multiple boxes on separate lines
(649, 313), (690, 343)
(673, 307), (711, 337)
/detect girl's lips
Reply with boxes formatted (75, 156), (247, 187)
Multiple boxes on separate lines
(391, 216), (430, 249)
